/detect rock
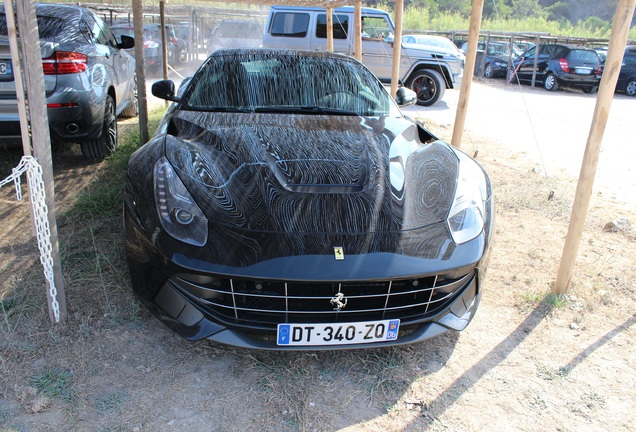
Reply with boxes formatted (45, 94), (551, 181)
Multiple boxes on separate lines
(570, 323), (580, 330)
(603, 218), (630, 232)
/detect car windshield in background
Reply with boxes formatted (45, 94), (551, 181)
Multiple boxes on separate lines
(183, 51), (399, 117)
(570, 49), (600, 62)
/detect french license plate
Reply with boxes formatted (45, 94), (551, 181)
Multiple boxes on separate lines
(0, 61), (12, 75)
(277, 319), (400, 346)
(575, 67), (592, 75)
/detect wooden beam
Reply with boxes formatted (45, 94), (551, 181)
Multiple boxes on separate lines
(450, 0), (484, 149)
(132, 0), (149, 144)
(326, 7), (333, 52)
(554, 0), (636, 294)
(390, 0), (404, 98)
(15, 0), (67, 323)
(354, 1), (362, 61)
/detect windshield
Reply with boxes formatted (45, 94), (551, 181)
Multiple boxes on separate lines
(182, 50), (401, 117)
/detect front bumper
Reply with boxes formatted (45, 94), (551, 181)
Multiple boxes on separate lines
(124, 204), (486, 350)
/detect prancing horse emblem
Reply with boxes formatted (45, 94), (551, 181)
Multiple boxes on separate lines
(334, 246), (344, 260)
(330, 292), (347, 311)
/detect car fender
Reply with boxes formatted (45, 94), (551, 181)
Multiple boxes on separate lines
(403, 61), (455, 89)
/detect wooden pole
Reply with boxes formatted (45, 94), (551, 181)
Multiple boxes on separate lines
(450, 0), (484, 149)
(15, 0), (66, 323)
(3, 0), (30, 157)
(132, 0), (149, 144)
(160, 1), (168, 81)
(354, 1), (362, 61)
(390, 0), (404, 99)
(326, 8), (333, 52)
(554, 0), (636, 294)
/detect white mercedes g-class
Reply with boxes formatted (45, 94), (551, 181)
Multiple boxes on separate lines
(261, 5), (463, 106)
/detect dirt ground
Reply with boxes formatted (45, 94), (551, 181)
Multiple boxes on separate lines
(1, 80), (635, 432)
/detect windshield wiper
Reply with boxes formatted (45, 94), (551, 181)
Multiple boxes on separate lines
(185, 106), (253, 113)
(253, 106), (358, 116)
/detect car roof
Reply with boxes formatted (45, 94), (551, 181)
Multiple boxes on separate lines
(270, 5), (387, 15)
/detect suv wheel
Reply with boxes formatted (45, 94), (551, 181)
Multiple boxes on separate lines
(80, 95), (117, 161)
(544, 73), (559, 91)
(626, 79), (636, 96)
(484, 63), (494, 79)
(406, 69), (445, 106)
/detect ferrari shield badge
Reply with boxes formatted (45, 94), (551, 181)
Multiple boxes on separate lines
(334, 246), (344, 260)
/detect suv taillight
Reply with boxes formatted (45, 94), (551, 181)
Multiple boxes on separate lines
(559, 58), (569, 73)
(42, 52), (88, 75)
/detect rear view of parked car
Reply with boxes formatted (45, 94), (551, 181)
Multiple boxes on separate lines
(509, 43), (601, 93)
(0, 3), (138, 160)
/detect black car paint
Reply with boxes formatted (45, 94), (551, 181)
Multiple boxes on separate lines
(124, 49), (494, 350)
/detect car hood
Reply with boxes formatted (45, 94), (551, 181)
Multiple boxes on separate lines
(164, 111), (459, 237)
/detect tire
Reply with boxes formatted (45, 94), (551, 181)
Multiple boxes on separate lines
(179, 47), (188, 64)
(80, 95), (117, 161)
(544, 73), (559, 91)
(582, 86), (597, 94)
(484, 63), (494, 79)
(626, 79), (636, 96)
(121, 75), (138, 118)
(406, 69), (446, 106)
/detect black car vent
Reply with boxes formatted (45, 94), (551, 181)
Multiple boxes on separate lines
(169, 272), (474, 331)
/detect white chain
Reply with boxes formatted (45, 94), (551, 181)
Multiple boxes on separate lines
(0, 156), (60, 323)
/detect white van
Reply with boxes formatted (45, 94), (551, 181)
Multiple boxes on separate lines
(262, 5), (463, 106)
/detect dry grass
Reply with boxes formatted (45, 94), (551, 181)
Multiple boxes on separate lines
(1, 109), (635, 431)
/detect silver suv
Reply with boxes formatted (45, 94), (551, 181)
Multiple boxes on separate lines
(262, 6), (463, 106)
(0, 3), (138, 160)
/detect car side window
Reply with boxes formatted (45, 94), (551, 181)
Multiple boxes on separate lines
(94, 15), (119, 47)
(270, 12), (310, 37)
(82, 14), (109, 46)
(316, 13), (349, 40)
(361, 16), (391, 40)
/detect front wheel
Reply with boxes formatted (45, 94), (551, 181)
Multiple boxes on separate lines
(626, 79), (636, 96)
(406, 69), (446, 106)
(484, 63), (494, 79)
(544, 73), (559, 91)
(80, 95), (117, 161)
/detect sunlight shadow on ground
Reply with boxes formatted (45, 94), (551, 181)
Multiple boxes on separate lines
(561, 312), (636, 374)
(410, 303), (552, 426)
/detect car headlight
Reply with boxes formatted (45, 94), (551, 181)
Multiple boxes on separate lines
(154, 157), (208, 246)
(447, 153), (488, 244)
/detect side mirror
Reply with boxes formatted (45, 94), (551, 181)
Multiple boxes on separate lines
(152, 80), (179, 102)
(395, 87), (417, 108)
(119, 35), (134, 50)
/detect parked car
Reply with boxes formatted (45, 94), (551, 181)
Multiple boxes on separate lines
(207, 19), (263, 52)
(144, 23), (188, 68)
(123, 48), (494, 350)
(262, 6), (463, 106)
(508, 43), (602, 93)
(461, 41), (522, 78)
(0, 3), (137, 160)
(616, 46), (636, 96)
(402, 34), (465, 68)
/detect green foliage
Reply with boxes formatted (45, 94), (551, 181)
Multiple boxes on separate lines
(31, 367), (76, 402)
(400, 2), (633, 39)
